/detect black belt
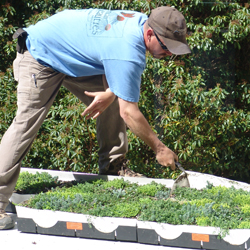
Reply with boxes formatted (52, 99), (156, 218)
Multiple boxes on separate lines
(13, 28), (28, 54)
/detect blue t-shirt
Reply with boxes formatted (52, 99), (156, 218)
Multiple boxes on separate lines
(25, 9), (148, 102)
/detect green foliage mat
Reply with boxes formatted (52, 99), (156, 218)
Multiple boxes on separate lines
(15, 172), (60, 194)
(17, 173), (250, 235)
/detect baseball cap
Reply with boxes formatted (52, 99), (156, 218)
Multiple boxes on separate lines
(148, 6), (191, 55)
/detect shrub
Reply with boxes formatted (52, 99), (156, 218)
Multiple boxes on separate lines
(0, 0), (250, 182)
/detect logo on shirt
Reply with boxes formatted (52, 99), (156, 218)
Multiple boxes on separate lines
(88, 9), (135, 37)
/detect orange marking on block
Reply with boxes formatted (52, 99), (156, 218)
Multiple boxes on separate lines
(192, 233), (209, 242)
(66, 222), (83, 230)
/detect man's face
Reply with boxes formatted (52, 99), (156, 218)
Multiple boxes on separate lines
(148, 33), (173, 59)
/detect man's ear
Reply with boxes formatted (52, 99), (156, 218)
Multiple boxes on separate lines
(146, 28), (154, 42)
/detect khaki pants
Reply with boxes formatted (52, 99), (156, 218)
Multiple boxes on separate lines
(0, 51), (127, 210)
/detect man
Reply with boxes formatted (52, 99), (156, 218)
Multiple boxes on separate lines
(0, 6), (191, 229)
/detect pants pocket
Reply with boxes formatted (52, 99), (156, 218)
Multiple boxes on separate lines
(13, 52), (24, 82)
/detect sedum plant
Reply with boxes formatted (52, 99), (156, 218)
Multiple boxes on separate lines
(18, 176), (250, 236)
(15, 171), (59, 194)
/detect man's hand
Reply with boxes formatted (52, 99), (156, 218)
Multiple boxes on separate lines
(155, 146), (178, 170)
(81, 88), (116, 119)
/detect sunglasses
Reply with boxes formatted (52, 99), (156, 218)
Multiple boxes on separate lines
(154, 32), (169, 52)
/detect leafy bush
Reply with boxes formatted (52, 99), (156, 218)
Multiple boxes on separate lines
(0, 0), (250, 182)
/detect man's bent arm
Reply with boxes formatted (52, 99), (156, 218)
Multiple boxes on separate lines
(82, 75), (115, 119)
(118, 98), (177, 170)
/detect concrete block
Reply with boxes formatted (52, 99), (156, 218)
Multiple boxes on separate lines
(6, 202), (16, 213)
(160, 232), (201, 248)
(137, 228), (159, 245)
(37, 221), (76, 237)
(202, 235), (246, 250)
(76, 223), (115, 240)
(17, 217), (36, 233)
(116, 225), (137, 242)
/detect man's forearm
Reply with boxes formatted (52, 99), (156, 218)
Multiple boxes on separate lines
(118, 98), (177, 169)
(128, 113), (165, 153)
(118, 98), (164, 153)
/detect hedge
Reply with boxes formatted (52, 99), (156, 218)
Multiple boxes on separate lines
(0, 0), (250, 182)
